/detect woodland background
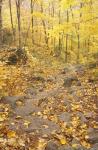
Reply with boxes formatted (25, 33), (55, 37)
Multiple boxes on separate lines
(0, 0), (98, 64)
(0, 0), (98, 150)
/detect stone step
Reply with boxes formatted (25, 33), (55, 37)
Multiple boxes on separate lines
(88, 131), (98, 144)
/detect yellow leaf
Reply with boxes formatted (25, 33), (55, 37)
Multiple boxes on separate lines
(38, 138), (46, 149)
(24, 120), (31, 128)
(81, 141), (91, 149)
(53, 134), (67, 145)
(0, 113), (6, 122)
(60, 137), (67, 145)
(16, 116), (22, 119)
(72, 144), (79, 148)
(7, 131), (16, 138)
(16, 100), (23, 106)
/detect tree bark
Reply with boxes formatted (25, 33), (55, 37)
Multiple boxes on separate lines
(41, 3), (48, 47)
(15, 0), (27, 63)
(9, 0), (15, 42)
(0, 0), (2, 45)
(65, 10), (69, 62)
(77, 34), (80, 62)
(16, 0), (21, 50)
(58, 8), (61, 56)
(31, 0), (35, 44)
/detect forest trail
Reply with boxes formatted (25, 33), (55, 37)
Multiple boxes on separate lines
(0, 63), (98, 150)
(0, 0), (98, 149)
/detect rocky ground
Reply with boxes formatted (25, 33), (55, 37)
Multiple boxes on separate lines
(0, 58), (98, 149)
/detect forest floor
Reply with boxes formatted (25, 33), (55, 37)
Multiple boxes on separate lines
(0, 49), (98, 150)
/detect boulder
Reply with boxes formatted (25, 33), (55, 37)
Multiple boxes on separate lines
(62, 67), (72, 74)
(64, 76), (80, 87)
(59, 112), (71, 123)
(88, 131), (98, 144)
(58, 145), (73, 150)
(25, 88), (37, 96)
(71, 138), (86, 150)
(31, 76), (45, 82)
(75, 64), (85, 72)
(90, 143), (98, 150)
(7, 54), (18, 65)
(64, 100), (71, 110)
(0, 96), (24, 108)
(45, 141), (58, 150)
(76, 112), (87, 123)
(88, 63), (97, 69)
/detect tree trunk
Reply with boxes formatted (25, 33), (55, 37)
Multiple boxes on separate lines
(87, 38), (90, 63)
(71, 35), (73, 51)
(51, 2), (55, 55)
(41, 3), (48, 47)
(65, 34), (68, 62)
(0, 0), (2, 45)
(77, 34), (80, 62)
(9, 0), (15, 42)
(15, 0), (27, 63)
(31, 0), (35, 44)
(65, 10), (69, 62)
(77, 3), (82, 63)
(16, 0), (21, 50)
(58, 7), (62, 56)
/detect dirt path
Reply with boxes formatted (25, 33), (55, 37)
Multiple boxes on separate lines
(0, 65), (98, 150)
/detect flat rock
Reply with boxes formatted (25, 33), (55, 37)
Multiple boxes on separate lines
(72, 138), (80, 145)
(1, 96), (24, 102)
(90, 143), (98, 150)
(64, 76), (79, 87)
(31, 76), (45, 82)
(64, 100), (71, 110)
(85, 112), (95, 119)
(0, 96), (24, 108)
(45, 141), (58, 150)
(76, 112), (87, 123)
(14, 103), (41, 116)
(9, 116), (60, 135)
(73, 145), (86, 150)
(87, 127), (94, 134)
(58, 145), (73, 150)
(62, 67), (72, 74)
(88, 131), (98, 144)
(74, 64), (85, 74)
(59, 112), (71, 123)
(55, 145), (86, 150)
(71, 138), (86, 150)
(25, 88), (37, 95)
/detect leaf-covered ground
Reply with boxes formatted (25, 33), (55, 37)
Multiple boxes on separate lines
(0, 51), (98, 150)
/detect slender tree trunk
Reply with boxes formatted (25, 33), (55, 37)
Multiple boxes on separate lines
(65, 34), (68, 62)
(87, 38), (90, 63)
(9, 0), (15, 42)
(77, 34), (80, 62)
(15, 0), (27, 63)
(51, 2), (55, 54)
(58, 1), (62, 56)
(77, 3), (82, 63)
(70, 4), (81, 63)
(88, 38), (90, 53)
(16, 0), (21, 50)
(0, 0), (2, 45)
(65, 10), (69, 62)
(31, 0), (35, 44)
(41, 3), (48, 47)
(84, 39), (87, 49)
(71, 35), (73, 51)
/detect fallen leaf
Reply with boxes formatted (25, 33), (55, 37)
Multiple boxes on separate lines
(7, 130), (16, 138)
